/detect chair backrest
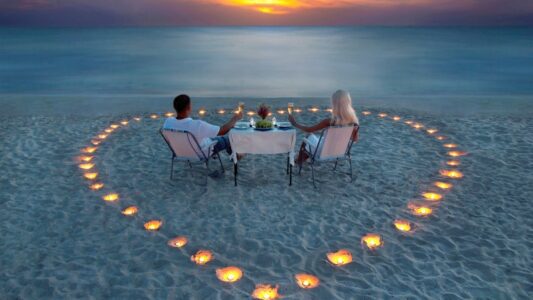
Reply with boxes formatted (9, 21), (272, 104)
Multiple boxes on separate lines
(160, 129), (207, 161)
(315, 124), (358, 160)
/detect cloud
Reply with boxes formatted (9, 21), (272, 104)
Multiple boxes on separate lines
(0, 0), (532, 26)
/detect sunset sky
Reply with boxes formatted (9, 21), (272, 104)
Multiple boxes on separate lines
(1, 0), (532, 26)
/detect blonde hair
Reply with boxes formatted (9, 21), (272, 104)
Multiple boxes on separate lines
(331, 90), (358, 126)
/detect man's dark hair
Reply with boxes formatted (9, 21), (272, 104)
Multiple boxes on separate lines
(173, 94), (191, 113)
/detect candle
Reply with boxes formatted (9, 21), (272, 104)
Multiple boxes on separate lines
(326, 249), (353, 266)
(167, 236), (188, 248)
(362, 111), (371, 116)
(79, 163), (94, 170)
(422, 192), (443, 201)
(409, 203), (433, 216)
(144, 220), (162, 231)
(134, 117), (142, 121)
(446, 160), (461, 166)
(218, 109), (226, 114)
(361, 233), (383, 250)
(150, 114), (159, 119)
(191, 249), (213, 265)
(84, 172), (98, 180)
(104, 128), (113, 133)
(120, 120), (129, 126)
(288, 102), (294, 114)
(198, 109), (206, 116)
(394, 219), (412, 232)
(443, 143), (458, 148)
(440, 169), (464, 179)
(435, 135), (446, 141)
(122, 206), (138, 216)
(412, 123), (424, 129)
(102, 193), (119, 202)
(434, 181), (453, 190)
(294, 274), (319, 289)
(426, 128), (438, 134)
(392, 116), (401, 121)
(165, 112), (175, 117)
(309, 107), (320, 113)
(110, 124), (120, 129)
(89, 183), (104, 190)
(238, 102), (244, 113)
(405, 120), (413, 125)
(252, 284), (279, 300)
(82, 147), (97, 154)
(91, 140), (101, 146)
(79, 155), (93, 162)
(378, 113), (387, 118)
(447, 150), (466, 157)
(97, 134), (108, 139)
(216, 266), (243, 283)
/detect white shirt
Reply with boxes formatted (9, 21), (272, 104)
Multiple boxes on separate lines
(163, 117), (220, 144)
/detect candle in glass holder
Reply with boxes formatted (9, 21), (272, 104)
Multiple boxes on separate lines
(216, 266), (243, 283)
(288, 102), (294, 114)
(294, 274), (319, 289)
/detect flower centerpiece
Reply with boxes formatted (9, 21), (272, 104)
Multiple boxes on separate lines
(255, 104), (273, 129)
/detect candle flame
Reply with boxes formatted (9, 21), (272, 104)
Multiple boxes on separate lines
(104, 128), (113, 133)
(79, 155), (93, 162)
(218, 109), (226, 114)
(167, 236), (188, 248)
(191, 249), (213, 265)
(165, 112), (175, 117)
(277, 109), (286, 114)
(326, 249), (353, 266)
(82, 147), (97, 154)
(409, 204), (433, 216)
(309, 107), (320, 112)
(436, 135), (446, 140)
(252, 284), (280, 300)
(103, 193), (119, 202)
(84, 172), (98, 180)
(91, 140), (101, 145)
(79, 163), (94, 170)
(198, 109), (207, 115)
(412, 123), (424, 129)
(422, 192), (443, 201)
(446, 160), (461, 166)
(440, 169), (464, 179)
(150, 114), (159, 119)
(144, 220), (162, 231)
(89, 182), (104, 190)
(294, 273), (319, 289)
(443, 143), (457, 148)
(120, 120), (129, 126)
(97, 134), (108, 139)
(110, 124), (120, 129)
(393, 116), (401, 121)
(434, 181), (453, 190)
(378, 113), (387, 118)
(362, 111), (371, 115)
(361, 233), (383, 249)
(394, 219), (412, 232)
(447, 150), (467, 157)
(405, 120), (413, 125)
(216, 266), (243, 283)
(426, 128), (438, 134)
(134, 117), (142, 121)
(122, 206), (138, 216)
(247, 111), (255, 116)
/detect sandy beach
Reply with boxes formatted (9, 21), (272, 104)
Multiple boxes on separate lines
(1, 97), (531, 299)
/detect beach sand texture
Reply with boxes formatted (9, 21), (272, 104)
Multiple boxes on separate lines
(0, 100), (531, 299)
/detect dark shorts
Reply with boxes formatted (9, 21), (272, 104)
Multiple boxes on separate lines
(211, 136), (232, 155)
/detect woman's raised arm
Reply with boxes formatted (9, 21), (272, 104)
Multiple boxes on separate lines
(288, 115), (330, 133)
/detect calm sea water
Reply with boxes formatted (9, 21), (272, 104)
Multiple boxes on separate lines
(1, 27), (533, 100)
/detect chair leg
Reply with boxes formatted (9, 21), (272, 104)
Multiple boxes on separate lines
(289, 163), (293, 186)
(234, 163), (238, 186)
(333, 159), (338, 171)
(217, 154), (225, 173)
(348, 157), (353, 182)
(311, 163), (317, 189)
(187, 161), (193, 168)
(286, 157), (289, 175)
(170, 157), (175, 180)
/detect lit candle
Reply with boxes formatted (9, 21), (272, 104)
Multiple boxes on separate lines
(326, 249), (353, 266)
(405, 120), (413, 125)
(378, 113), (387, 118)
(394, 219), (412, 232)
(309, 107), (319, 113)
(393, 116), (401, 121)
(120, 120), (129, 126)
(287, 102), (294, 114)
(144, 220), (162, 231)
(198, 109), (207, 116)
(293, 108), (302, 113)
(440, 169), (464, 179)
(447, 150), (466, 157)
(412, 123), (424, 129)
(84, 172), (98, 180)
(79, 163), (94, 170)
(91, 140), (101, 146)
(89, 182), (104, 190)
(443, 143), (457, 148)
(102, 193), (119, 202)
(434, 181), (453, 190)
(294, 274), (319, 289)
(435, 135), (446, 141)
(422, 192), (443, 201)
(134, 117), (142, 121)
(426, 128), (438, 134)
(122, 206), (138, 216)
(218, 109), (226, 114)
(409, 204), (433, 216)
(252, 284), (279, 300)
(97, 134), (108, 139)
(446, 160), (460, 166)
(362, 111), (371, 116)
(361, 233), (383, 250)
(216, 266), (243, 283)
(150, 114), (159, 119)
(277, 109), (286, 114)
(167, 236), (188, 248)
(79, 155), (93, 162)
(325, 108), (333, 113)
(238, 102), (244, 113)
(104, 128), (113, 133)
(165, 112), (175, 117)
(110, 124), (120, 129)
(191, 249), (213, 265)
(82, 147), (97, 154)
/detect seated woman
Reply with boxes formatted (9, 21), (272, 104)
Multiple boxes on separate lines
(288, 90), (359, 165)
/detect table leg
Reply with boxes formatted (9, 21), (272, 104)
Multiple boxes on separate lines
(286, 157), (289, 174)
(289, 164), (292, 186)
(234, 163), (238, 186)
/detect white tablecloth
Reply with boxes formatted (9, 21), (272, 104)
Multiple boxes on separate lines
(229, 128), (296, 165)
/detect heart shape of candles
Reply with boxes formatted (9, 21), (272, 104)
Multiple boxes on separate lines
(77, 108), (466, 298)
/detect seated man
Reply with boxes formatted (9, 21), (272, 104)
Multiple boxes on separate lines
(163, 94), (242, 155)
